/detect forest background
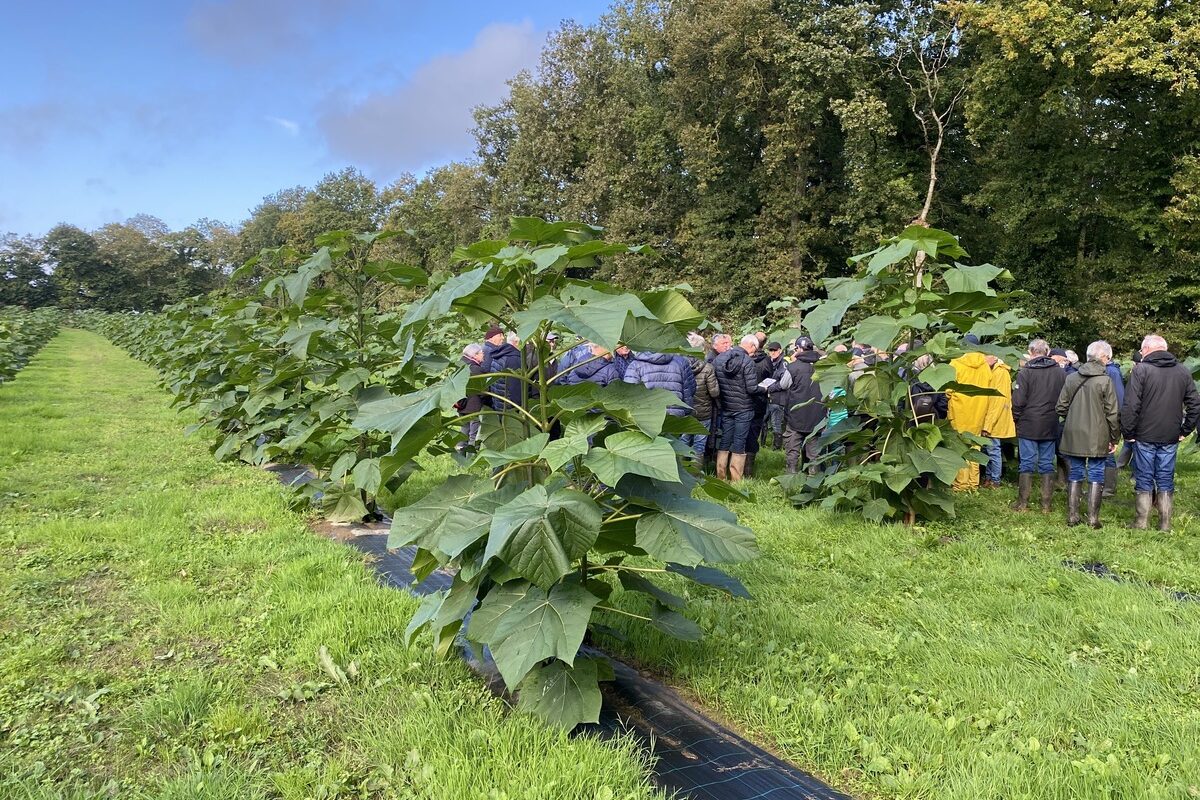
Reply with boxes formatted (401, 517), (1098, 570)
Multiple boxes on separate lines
(4, 0), (1199, 353)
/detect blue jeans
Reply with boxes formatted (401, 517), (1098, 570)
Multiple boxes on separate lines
(1018, 438), (1056, 474)
(682, 418), (711, 461)
(1067, 455), (1106, 483)
(765, 405), (784, 436)
(984, 438), (1003, 482)
(1133, 441), (1178, 492)
(719, 410), (755, 455)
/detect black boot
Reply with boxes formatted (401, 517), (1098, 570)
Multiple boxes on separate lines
(1066, 481), (1082, 527)
(1102, 466), (1117, 497)
(1128, 491), (1152, 529)
(1011, 473), (1033, 511)
(1087, 482), (1104, 529)
(1040, 473), (1055, 514)
(1157, 491), (1174, 532)
(772, 431), (783, 451)
(744, 451), (756, 479)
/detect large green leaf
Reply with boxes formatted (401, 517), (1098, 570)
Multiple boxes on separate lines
(476, 433), (550, 469)
(943, 263), (1005, 295)
(485, 486), (603, 589)
(649, 603), (702, 641)
(541, 434), (591, 471)
(277, 316), (337, 360)
(516, 656), (608, 729)
(639, 288), (704, 331)
(550, 381), (676, 438)
(854, 316), (902, 351)
(514, 286), (653, 352)
(467, 580), (599, 688)
(666, 563), (751, 599)
(404, 574), (479, 657)
(619, 571), (686, 610)
(402, 265), (492, 327)
(623, 482), (758, 566)
(352, 368), (467, 448)
(583, 431), (679, 486)
(390, 475), (520, 558)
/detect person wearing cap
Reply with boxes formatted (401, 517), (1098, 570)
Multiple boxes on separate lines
(780, 336), (825, 474)
(483, 328), (525, 409)
(762, 341), (787, 450)
(1121, 333), (1200, 530)
(1011, 338), (1066, 512)
(947, 334), (992, 491)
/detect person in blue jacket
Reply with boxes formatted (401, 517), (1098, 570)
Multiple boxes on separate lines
(622, 351), (693, 415)
(1103, 351), (1126, 496)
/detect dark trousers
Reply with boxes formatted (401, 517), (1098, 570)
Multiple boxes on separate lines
(719, 410), (755, 454)
(783, 426), (822, 473)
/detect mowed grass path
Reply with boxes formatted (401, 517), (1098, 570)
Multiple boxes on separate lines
(0, 330), (660, 800)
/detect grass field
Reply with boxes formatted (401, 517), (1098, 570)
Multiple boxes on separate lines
(0, 330), (660, 800)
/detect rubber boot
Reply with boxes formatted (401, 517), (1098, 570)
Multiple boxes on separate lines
(729, 453), (747, 482)
(1056, 458), (1068, 489)
(744, 452), (756, 479)
(1087, 482), (1104, 529)
(716, 451), (731, 481)
(1157, 491), (1174, 532)
(1128, 491), (1152, 529)
(1102, 466), (1117, 498)
(773, 431), (783, 451)
(1011, 473), (1033, 511)
(1040, 473), (1055, 514)
(1066, 481), (1083, 527)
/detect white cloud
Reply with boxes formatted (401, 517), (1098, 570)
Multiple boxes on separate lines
(265, 116), (300, 136)
(318, 21), (541, 174)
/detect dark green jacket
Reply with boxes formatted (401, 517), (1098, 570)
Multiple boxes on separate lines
(1056, 360), (1119, 458)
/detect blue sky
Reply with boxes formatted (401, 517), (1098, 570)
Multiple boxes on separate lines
(0, 0), (612, 236)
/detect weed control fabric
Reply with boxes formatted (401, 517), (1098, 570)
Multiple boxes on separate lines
(339, 527), (849, 800)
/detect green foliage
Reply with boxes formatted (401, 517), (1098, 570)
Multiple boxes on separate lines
(88, 231), (440, 520)
(777, 226), (1037, 523)
(0, 306), (60, 383)
(366, 218), (758, 729)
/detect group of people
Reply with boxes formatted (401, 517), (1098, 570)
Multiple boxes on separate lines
(945, 335), (1200, 531)
(458, 324), (1199, 531)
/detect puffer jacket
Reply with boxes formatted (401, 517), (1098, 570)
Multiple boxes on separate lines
(1012, 356), (1066, 441)
(947, 352), (992, 435)
(1056, 359), (1120, 457)
(484, 342), (524, 408)
(1121, 350), (1200, 444)
(459, 355), (486, 415)
(782, 351), (825, 432)
(623, 352), (693, 415)
(712, 347), (765, 414)
(689, 357), (720, 421)
(982, 360), (1016, 439)
(553, 343), (592, 383)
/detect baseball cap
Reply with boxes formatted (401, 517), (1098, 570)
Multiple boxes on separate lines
(485, 325), (504, 339)
(767, 341), (782, 352)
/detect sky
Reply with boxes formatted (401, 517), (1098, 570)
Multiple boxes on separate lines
(0, 0), (612, 236)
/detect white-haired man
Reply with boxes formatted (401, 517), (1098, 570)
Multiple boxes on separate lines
(711, 334), (767, 481)
(457, 343), (487, 452)
(1121, 334), (1200, 530)
(1055, 341), (1120, 528)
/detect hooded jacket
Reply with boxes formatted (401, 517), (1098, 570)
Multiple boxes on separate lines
(689, 356), (720, 421)
(749, 351), (774, 413)
(1012, 356), (1066, 441)
(982, 360), (1016, 439)
(1056, 360), (1120, 458)
(458, 355), (487, 415)
(1121, 350), (1200, 444)
(623, 351), (693, 415)
(1105, 361), (1125, 408)
(947, 352), (992, 435)
(782, 351), (825, 432)
(484, 341), (524, 408)
(712, 347), (765, 414)
(767, 354), (789, 407)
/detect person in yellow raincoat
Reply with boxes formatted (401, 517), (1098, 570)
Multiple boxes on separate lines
(947, 338), (993, 490)
(980, 355), (1016, 488)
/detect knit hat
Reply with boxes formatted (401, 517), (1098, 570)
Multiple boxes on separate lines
(485, 325), (504, 339)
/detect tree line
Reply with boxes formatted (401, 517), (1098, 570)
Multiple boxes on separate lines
(5, 0), (1198, 353)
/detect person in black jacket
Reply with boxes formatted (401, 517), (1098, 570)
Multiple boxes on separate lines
(712, 334), (767, 481)
(1120, 334), (1200, 530)
(456, 343), (487, 453)
(483, 327), (525, 410)
(763, 342), (788, 451)
(780, 336), (825, 474)
(1010, 339), (1066, 513)
(744, 339), (775, 477)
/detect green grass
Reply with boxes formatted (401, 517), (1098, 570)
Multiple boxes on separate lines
(591, 448), (1200, 799)
(0, 330), (661, 800)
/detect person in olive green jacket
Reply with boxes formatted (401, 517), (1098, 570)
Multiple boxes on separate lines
(1055, 341), (1120, 529)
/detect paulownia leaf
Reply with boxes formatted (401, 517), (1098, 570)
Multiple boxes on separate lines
(618, 571), (686, 610)
(516, 656), (607, 729)
(649, 602), (702, 641)
(666, 563), (751, 599)
(390, 475), (521, 558)
(514, 286), (654, 352)
(551, 381), (676, 438)
(624, 483), (758, 567)
(467, 579), (599, 689)
(404, 574), (479, 658)
(583, 431), (679, 486)
(485, 486), (603, 589)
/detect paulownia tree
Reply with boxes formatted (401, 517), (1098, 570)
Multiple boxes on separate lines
(779, 225), (1037, 523)
(351, 218), (758, 728)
